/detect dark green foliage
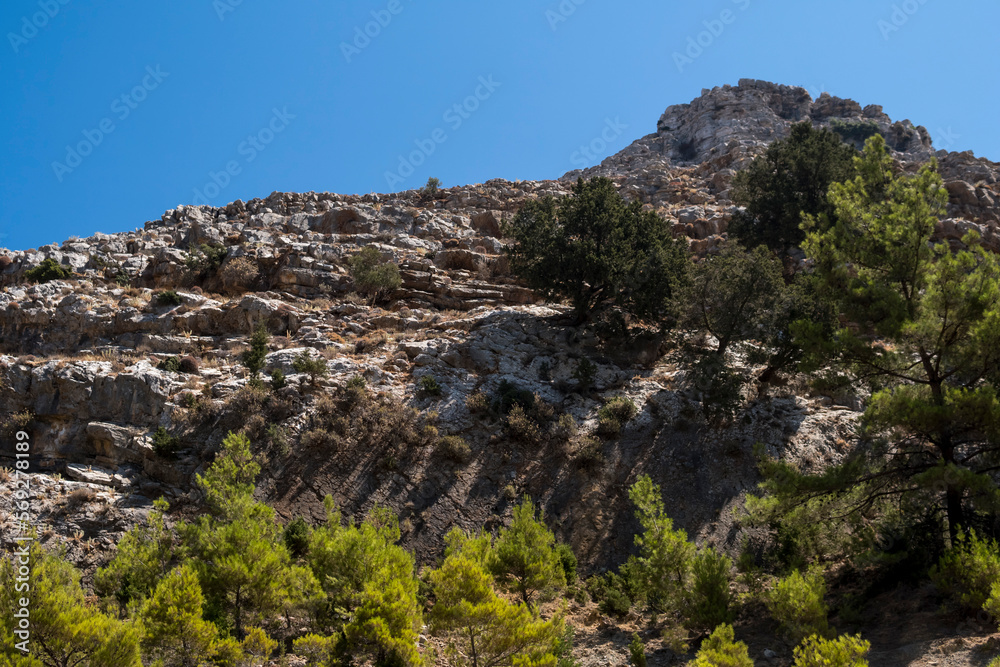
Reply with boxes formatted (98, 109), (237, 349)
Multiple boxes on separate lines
(688, 547), (734, 631)
(730, 122), (857, 252)
(185, 243), (228, 279)
(423, 177), (442, 197)
(284, 517), (312, 559)
(417, 375), (443, 397)
(597, 397), (638, 436)
(629, 634), (647, 667)
(157, 356), (182, 373)
(492, 380), (535, 415)
(572, 358), (597, 390)
(675, 137), (698, 162)
(155, 290), (183, 307)
(436, 435), (471, 463)
(930, 530), (1000, 612)
(241, 324), (270, 378)
(270, 369), (287, 391)
(25, 257), (73, 283)
(504, 177), (689, 323)
(349, 246), (402, 304)
(152, 426), (181, 458)
(293, 352), (328, 386)
(830, 118), (881, 146)
(555, 543), (578, 584)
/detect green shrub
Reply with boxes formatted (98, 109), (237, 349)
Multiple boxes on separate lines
(466, 391), (489, 414)
(765, 568), (830, 643)
(830, 118), (881, 146)
(151, 427), (181, 458)
(556, 543), (577, 584)
(185, 243), (228, 279)
(283, 517), (311, 559)
(572, 358), (597, 390)
(576, 437), (605, 470)
(505, 405), (540, 444)
(930, 529), (1000, 612)
(346, 375), (366, 390)
(270, 369), (287, 391)
(586, 567), (640, 618)
(155, 290), (183, 307)
(492, 380), (535, 415)
(688, 547), (733, 631)
(25, 258), (73, 283)
(985, 582), (1000, 630)
(349, 246), (402, 304)
(597, 397), (637, 437)
(157, 356), (182, 373)
(555, 413), (577, 440)
(436, 436), (471, 463)
(792, 633), (870, 667)
(423, 177), (442, 197)
(418, 375), (443, 397)
(628, 634), (646, 667)
(240, 325), (270, 378)
(690, 624), (753, 667)
(292, 352), (328, 386)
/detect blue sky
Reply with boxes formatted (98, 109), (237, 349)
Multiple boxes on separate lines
(1, 0), (997, 250)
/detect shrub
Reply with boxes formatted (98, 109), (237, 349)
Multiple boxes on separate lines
(597, 397), (637, 437)
(688, 547), (734, 631)
(690, 624), (753, 667)
(830, 118), (881, 146)
(292, 352), (328, 386)
(157, 356), (182, 373)
(284, 517), (311, 559)
(68, 487), (96, 505)
(418, 375), (443, 397)
(155, 290), (183, 307)
(765, 568), (830, 643)
(493, 380), (535, 415)
(466, 391), (489, 414)
(346, 375), (366, 390)
(556, 543), (577, 584)
(423, 177), (442, 197)
(628, 634), (646, 667)
(555, 413), (577, 440)
(218, 256), (259, 293)
(179, 356), (200, 374)
(437, 436), (471, 463)
(572, 358), (597, 390)
(2, 410), (34, 438)
(505, 405), (540, 444)
(151, 427), (181, 458)
(185, 243), (228, 279)
(930, 529), (1000, 612)
(241, 325), (270, 378)
(270, 369), (286, 391)
(985, 583), (1000, 629)
(792, 633), (870, 667)
(25, 258), (73, 283)
(349, 246), (401, 304)
(576, 438), (605, 470)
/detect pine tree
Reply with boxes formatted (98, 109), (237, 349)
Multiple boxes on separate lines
(138, 565), (221, 667)
(767, 134), (1000, 547)
(490, 497), (567, 606)
(429, 554), (563, 667)
(241, 324), (270, 379)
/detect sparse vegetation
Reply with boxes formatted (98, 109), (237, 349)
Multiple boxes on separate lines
(155, 290), (183, 307)
(25, 258), (73, 283)
(349, 246), (402, 304)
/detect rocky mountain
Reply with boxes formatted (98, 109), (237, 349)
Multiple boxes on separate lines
(2, 80), (1000, 665)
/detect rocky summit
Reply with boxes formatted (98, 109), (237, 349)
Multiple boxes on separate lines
(3, 80), (1000, 666)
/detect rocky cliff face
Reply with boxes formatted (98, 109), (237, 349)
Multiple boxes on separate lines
(1, 80), (999, 575)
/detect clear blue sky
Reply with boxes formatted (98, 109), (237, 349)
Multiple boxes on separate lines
(2, 0), (997, 250)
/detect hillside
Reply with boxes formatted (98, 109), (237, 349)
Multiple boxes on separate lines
(2, 80), (1000, 666)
